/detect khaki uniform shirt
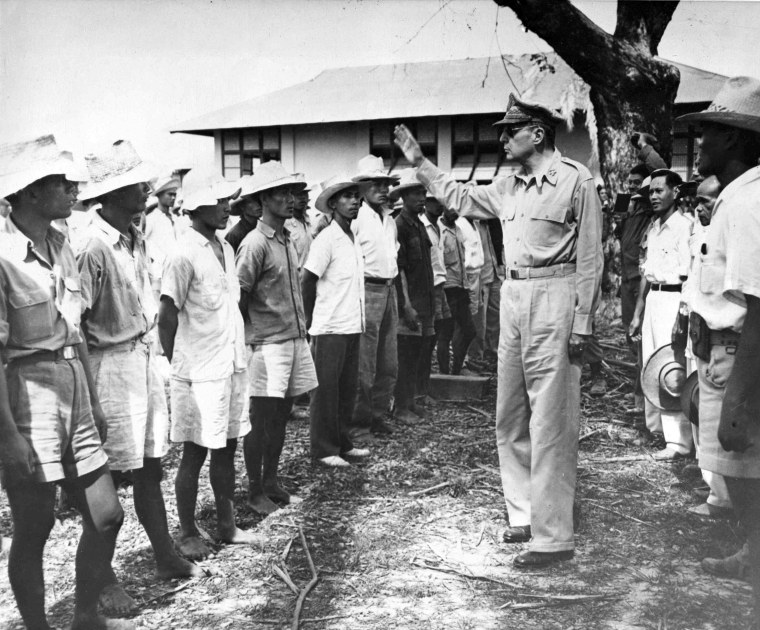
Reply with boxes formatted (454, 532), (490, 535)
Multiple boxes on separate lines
(77, 212), (155, 349)
(0, 215), (84, 361)
(285, 216), (312, 270)
(417, 151), (602, 334)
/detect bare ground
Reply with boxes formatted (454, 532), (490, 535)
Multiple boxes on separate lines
(0, 324), (753, 630)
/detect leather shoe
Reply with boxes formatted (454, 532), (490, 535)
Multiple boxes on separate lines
(687, 502), (733, 520)
(371, 420), (394, 435)
(502, 525), (531, 544)
(702, 546), (750, 581)
(513, 550), (574, 569)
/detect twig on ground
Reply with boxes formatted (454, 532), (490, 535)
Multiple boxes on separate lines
(141, 580), (195, 604)
(585, 499), (655, 527)
(579, 427), (608, 443)
(408, 480), (455, 497)
(580, 455), (653, 464)
(475, 521), (486, 547)
(466, 405), (492, 418)
(273, 563), (300, 595)
(301, 615), (350, 625)
(411, 557), (523, 589)
(605, 358), (637, 370)
(292, 526), (319, 630)
(474, 462), (500, 476)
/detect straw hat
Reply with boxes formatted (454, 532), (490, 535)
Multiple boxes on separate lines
(249, 161), (307, 196)
(314, 175), (359, 213)
(642, 344), (687, 412)
(680, 371), (700, 426)
(152, 175), (180, 196)
(493, 93), (564, 128)
(677, 75), (760, 134)
(181, 168), (241, 212)
(389, 168), (426, 202)
(352, 155), (400, 184)
(0, 135), (88, 199)
(78, 140), (156, 201)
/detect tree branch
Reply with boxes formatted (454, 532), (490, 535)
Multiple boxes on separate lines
(614, 0), (680, 55)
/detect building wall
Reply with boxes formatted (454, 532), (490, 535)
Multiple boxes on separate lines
(291, 121), (370, 183)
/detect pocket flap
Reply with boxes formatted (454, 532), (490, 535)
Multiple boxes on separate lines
(534, 205), (568, 224)
(8, 287), (49, 309)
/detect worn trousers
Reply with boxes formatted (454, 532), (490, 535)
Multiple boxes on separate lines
(352, 283), (398, 428)
(438, 287), (476, 375)
(642, 290), (693, 453)
(469, 279), (500, 363)
(496, 274), (580, 552)
(310, 334), (359, 459)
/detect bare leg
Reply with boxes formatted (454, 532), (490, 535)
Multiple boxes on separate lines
(212, 439), (256, 545)
(133, 458), (201, 578)
(262, 398), (292, 502)
(174, 442), (212, 561)
(6, 480), (56, 630)
(244, 397), (280, 515)
(68, 466), (135, 630)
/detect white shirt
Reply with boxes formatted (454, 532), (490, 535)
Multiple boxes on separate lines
(420, 213), (446, 286)
(641, 210), (692, 284)
(304, 221), (365, 336)
(722, 166), (760, 318)
(456, 216), (484, 274)
(285, 216), (312, 269)
(145, 208), (190, 280)
(161, 229), (246, 382)
(351, 202), (398, 279)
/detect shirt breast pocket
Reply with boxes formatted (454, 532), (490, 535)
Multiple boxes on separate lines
(8, 288), (56, 343)
(201, 274), (227, 311)
(527, 205), (568, 247)
(699, 261), (723, 295)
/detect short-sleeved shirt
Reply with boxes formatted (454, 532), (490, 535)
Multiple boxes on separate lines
(351, 203), (399, 279)
(236, 221), (307, 345)
(161, 228), (246, 381)
(304, 221), (365, 336)
(722, 166), (760, 307)
(285, 216), (312, 269)
(417, 149), (602, 334)
(420, 213), (446, 286)
(145, 208), (189, 279)
(439, 220), (467, 290)
(225, 216), (258, 254)
(456, 217), (484, 274)
(0, 215), (84, 361)
(76, 212), (155, 349)
(641, 210), (692, 285)
(395, 210), (435, 318)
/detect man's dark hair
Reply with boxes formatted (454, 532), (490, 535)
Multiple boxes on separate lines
(650, 169), (683, 189)
(629, 164), (649, 179)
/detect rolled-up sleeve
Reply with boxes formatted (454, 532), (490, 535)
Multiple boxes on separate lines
(571, 178), (603, 335)
(161, 253), (193, 310)
(416, 159), (506, 220)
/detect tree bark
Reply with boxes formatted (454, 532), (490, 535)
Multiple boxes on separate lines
(494, 0), (680, 192)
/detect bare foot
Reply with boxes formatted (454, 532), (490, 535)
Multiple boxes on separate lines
(155, 554), (205, 580)
(98, 584), (138, 617)
(175, 535), (212, 562)
(71, 612), (136, 629)
(263, 483), (291, 504)
(218, 526), (258, 545)
(247, 493), (280, 515)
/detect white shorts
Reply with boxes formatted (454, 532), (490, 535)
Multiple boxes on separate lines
(247, 338), (318, 398)
(170, 371), (250, 449)
(89, 341), (170, 471)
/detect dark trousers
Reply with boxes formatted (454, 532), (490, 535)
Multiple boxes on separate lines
(726, 476), (760, 627)
(396, 334), (435, 411)
(621, 276), (644, 396)
(438, 287), (476, 374)
(417, 328), (441, 396)
(310, 334), (359, 459)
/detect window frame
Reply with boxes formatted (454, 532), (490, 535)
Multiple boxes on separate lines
(221, 127), (281, 178)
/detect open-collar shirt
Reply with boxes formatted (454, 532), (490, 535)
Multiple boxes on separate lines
(351, 202), (399, 280)
(0, 214), (83, 360)
(641, 210), (692, 285)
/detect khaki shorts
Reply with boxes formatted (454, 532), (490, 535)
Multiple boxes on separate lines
(5, 356), (108, 484)
(89, 341), (170, 471)
(170, 371), (251, 449)
(247, 338), (318, 398)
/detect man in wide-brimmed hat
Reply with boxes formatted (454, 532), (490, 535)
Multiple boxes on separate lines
(629, 168), (694, 460)
(236, 161), (317, 515)
(395, 93), (603, 569)
(145, 173), (186, 296)
(77, 141), (202, 612)
(674, 76), (760, 625)
(301, 175), (369, 467)
(159, 169), (256, 560)
(388, 169), (435, 423)
(225, 174), (261, 254)
(349, 155), (400, 439)
(285, 172), (314, 270)
(0, 135), (133, 630)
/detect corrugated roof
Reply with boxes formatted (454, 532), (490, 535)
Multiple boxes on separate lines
(171, 53), (727, 136)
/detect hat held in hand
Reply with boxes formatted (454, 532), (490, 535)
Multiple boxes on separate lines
(642, 344), (687, 412)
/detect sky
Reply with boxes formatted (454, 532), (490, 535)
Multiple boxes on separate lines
(1, 0), (759, 172)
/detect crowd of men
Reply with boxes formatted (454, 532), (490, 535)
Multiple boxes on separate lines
(0, 73), (759, 629)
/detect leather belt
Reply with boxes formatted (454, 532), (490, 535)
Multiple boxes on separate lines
(507, 262), (576, 280)
(650, 283), (682, 292)
(7, 345), (79, 366)
(709, 328), (740, 347)
(365, 277), (394, 286)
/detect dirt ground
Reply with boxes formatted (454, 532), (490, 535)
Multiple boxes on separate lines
(0, 322), (754, 630)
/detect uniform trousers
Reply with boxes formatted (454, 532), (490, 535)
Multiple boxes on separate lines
(641, 290), (693, 453)
(496, 273), (580, 552)
(352, 283), (398, 428)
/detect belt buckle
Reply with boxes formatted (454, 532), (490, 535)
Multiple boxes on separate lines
(61, 346), (76, 360)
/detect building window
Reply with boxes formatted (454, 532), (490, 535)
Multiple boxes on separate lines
(671, 125), (699, 181)
(370, 118), (437, 172)
(221, 128), (281, 179)
(452, 115), (506, 182)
